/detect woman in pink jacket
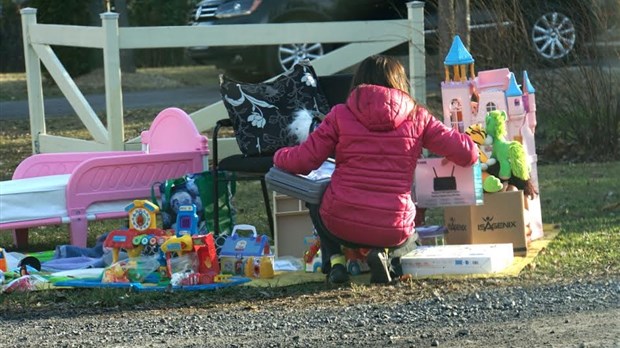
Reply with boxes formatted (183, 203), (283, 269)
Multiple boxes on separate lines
(274, 56), (478, 284)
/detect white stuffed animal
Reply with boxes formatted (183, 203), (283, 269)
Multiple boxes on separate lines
(287, 109), (322, 144)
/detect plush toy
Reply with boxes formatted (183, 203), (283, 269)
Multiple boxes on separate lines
(287, 109), (323, 144)
(464, 124), (502, 193)
(485, 110), (537, 198)
(465, 123), (496, 171)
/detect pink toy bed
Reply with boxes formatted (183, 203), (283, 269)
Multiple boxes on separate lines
(0, 107), (209, 249)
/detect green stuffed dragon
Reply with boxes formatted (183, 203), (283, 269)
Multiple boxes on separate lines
(485, 110), (538, 198)
(485, 110), (530, 181)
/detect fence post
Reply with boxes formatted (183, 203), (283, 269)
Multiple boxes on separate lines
(20, 8), (45, 154)
(408, 1), (426, 105)
(101, 12), (124, 151)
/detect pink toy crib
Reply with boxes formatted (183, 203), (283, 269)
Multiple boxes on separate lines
(0, 107), (209, 249)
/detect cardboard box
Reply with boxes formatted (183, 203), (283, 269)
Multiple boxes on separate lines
(526, 156), (544, 241)
(401, 243), (514, 276)
(272, 193), (315, 258)
(526, 194), (544, 241)
(444, 190), (528, 256)
(414, 158), (483, 208)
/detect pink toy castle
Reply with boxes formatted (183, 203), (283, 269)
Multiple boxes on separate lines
(440, 35), (544, 241)
(440, 35), (538, 160)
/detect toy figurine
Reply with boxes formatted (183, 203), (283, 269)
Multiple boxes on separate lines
(244, 256), (255, 278)
(259, 256), (274, 279)
(303, 234), (321, 272)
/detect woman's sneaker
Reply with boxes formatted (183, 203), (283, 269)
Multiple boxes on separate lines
(328, 263), (349, 284)
(367, 249), (392, 284)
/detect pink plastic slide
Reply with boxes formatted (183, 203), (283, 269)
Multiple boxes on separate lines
(0, 107), (209, 249)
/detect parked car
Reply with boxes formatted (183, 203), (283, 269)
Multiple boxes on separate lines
(520, 0), (618, 62)
(186, 0), (618, 78)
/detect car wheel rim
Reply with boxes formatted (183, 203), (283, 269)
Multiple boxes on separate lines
(278, 43), (324, 71)
(531, 11), (576, 60)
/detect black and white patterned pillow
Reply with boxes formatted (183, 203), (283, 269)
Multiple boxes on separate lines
(220, 62), (330, 156)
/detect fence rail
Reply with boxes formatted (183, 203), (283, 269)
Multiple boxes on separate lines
(20, 1), (426, 157)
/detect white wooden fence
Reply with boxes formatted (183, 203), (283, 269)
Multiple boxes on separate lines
(20, 1), (426, 157)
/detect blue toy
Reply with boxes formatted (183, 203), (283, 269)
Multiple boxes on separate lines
(219, 225), (272, 275)
(175, 204), (199, 236)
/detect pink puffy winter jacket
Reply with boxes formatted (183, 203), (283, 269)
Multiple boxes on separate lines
(274, 84), (477, 248)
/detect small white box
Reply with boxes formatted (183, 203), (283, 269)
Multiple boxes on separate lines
(401, 243), (514, 276)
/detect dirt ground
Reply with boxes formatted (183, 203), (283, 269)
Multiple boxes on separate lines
(416, 309), (620, 347)
(1, 277), (618, 348)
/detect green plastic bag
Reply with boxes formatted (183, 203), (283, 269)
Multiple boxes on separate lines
(152, 171), (236, 235)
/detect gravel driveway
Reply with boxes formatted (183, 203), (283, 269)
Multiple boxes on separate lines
(1, 277), (618, 348)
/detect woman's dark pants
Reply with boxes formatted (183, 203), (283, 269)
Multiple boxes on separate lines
(306, 203), (418, 275)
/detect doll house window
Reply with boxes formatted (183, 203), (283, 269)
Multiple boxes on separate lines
(523, 95), (530, 112)
(514, 99), (521, 107)
(450, 98), (464, 132)
(485, 102), (497, 112)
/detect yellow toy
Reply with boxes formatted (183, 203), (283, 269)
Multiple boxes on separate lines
(244, 256), (255, 277)
(465, 124), (503, 193)
(160, 234), (193, 256)
(259, 256), (275, 279)
(104, 200), (173, 263)
(102, 263), (129, 283)
(127, 200), (160, 231)
(465, 124), (496, 170)
(214, 274), (232, 283)
(160, 234), (193, 278)
(241, 255), (275, 278)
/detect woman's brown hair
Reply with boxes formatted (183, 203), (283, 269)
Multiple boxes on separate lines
(350, 55), (410, 94)
(350, 55), (417, 118)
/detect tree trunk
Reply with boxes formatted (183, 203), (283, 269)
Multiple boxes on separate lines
(438, 0), (455, 75)
(115, 0), (136, 73)
(455, 0), (471, 48)
(85, 0), (105, 70)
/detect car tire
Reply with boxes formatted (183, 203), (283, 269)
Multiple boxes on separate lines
(524, 2), (593, 64)
(264, 41), (327, 77)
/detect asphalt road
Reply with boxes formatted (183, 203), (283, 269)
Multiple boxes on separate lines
(0, 75), (442, 121)
(0, 85), (223, 120)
